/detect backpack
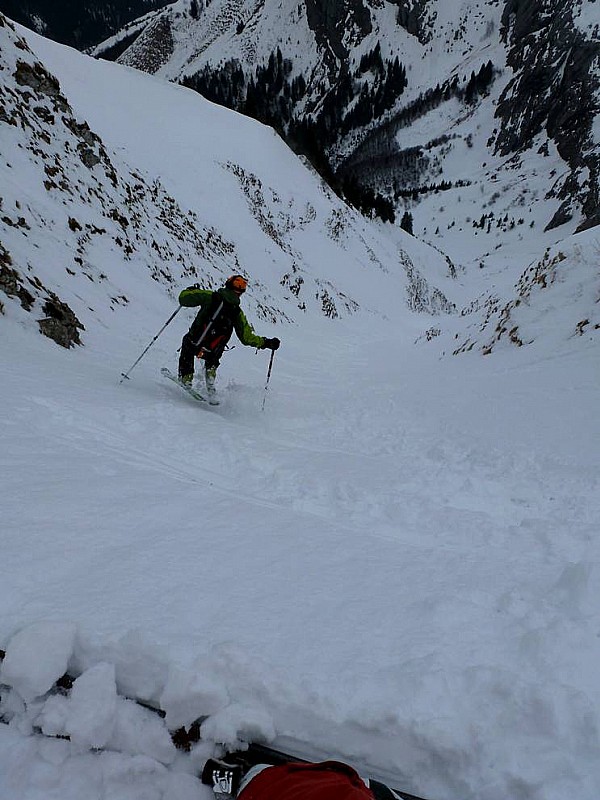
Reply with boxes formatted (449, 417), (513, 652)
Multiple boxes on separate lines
(193, 290), (240, 357)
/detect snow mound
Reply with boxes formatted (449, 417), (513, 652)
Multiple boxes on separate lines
(0, 621), (274, 798)
(0, 622), (76, 702)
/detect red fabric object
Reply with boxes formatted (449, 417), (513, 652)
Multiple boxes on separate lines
(238, 761), (375, 800)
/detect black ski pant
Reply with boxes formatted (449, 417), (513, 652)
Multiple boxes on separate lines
(178, 332), (221, 379)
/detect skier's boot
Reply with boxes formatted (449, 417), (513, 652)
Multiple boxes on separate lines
(179, 373), (193, 387)
(201, 758), (243, 795)
(205, 366), (220, 405)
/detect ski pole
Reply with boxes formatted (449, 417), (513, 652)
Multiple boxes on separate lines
(261, 349), (275, 411)
(119, 306), (181, 383)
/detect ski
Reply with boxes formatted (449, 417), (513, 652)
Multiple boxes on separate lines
(161, 367), (209, 403)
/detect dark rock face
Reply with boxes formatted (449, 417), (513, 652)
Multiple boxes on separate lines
(15, 58), (62, 98)
(304, 0), (372, 68)
(392, 0), (434, 44)
(0, 262), (35, 311)
(38, 295), (84, 348)
(0, 260), (83, 348)
(115, 13), (174, 74)
(0, 0), (172, 49)
(495, 0), (600, 229)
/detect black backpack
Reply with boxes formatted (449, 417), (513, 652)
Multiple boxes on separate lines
(193, 291), (240, 356)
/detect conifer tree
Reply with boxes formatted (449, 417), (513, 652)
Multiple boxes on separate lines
(401, 211), (414, 234)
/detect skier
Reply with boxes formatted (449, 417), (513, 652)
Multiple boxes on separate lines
(177, 275), (280, 403)
(202, 757), (403, 800)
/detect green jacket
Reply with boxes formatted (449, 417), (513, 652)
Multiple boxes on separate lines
(179, 286), (266, 349)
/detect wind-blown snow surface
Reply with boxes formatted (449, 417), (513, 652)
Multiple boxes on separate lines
(1, 18), (600, 800)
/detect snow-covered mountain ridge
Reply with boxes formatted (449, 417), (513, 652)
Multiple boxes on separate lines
(0, 12), (454, 351)
(1, 11), (600, 800)
(96, 0), (600, 255)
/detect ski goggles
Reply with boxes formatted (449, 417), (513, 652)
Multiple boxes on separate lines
(227, 275), (248, 294)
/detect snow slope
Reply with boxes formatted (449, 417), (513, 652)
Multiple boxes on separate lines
(1, 15), (600, 800)
(98, 0), (600, 260)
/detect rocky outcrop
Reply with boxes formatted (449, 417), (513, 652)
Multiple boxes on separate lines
(0, 258), (83, 347)
(391, 0), (435, 44)
(0, 261), (35, 311)
(494, 0), (600, 230)
(38, 294), (84, 348)
(304, 0), (372, 69)
(116, 14), (174, 74)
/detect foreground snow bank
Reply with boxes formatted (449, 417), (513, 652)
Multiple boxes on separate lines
(0, 621), (284, 799)
(0, 723), (203, 800)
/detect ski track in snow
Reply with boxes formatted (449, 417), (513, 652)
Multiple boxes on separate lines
(2, 312), (599, 800)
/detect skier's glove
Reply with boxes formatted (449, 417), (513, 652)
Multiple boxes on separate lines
(263, 337), (280, 351)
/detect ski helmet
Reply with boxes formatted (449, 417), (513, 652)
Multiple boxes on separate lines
(226, 275), (248, 294)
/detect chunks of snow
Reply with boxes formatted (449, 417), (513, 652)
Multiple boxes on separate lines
(111, 699), (177, 765)
(74, 629), (170, 704)
(200, 703), (276, 749)
(0, 622), (76, 701)
(39, 662), (117, 750)
(0, 724), (203, 800)
(160, 664), (229, 730)
(36, 662), (177, 763)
